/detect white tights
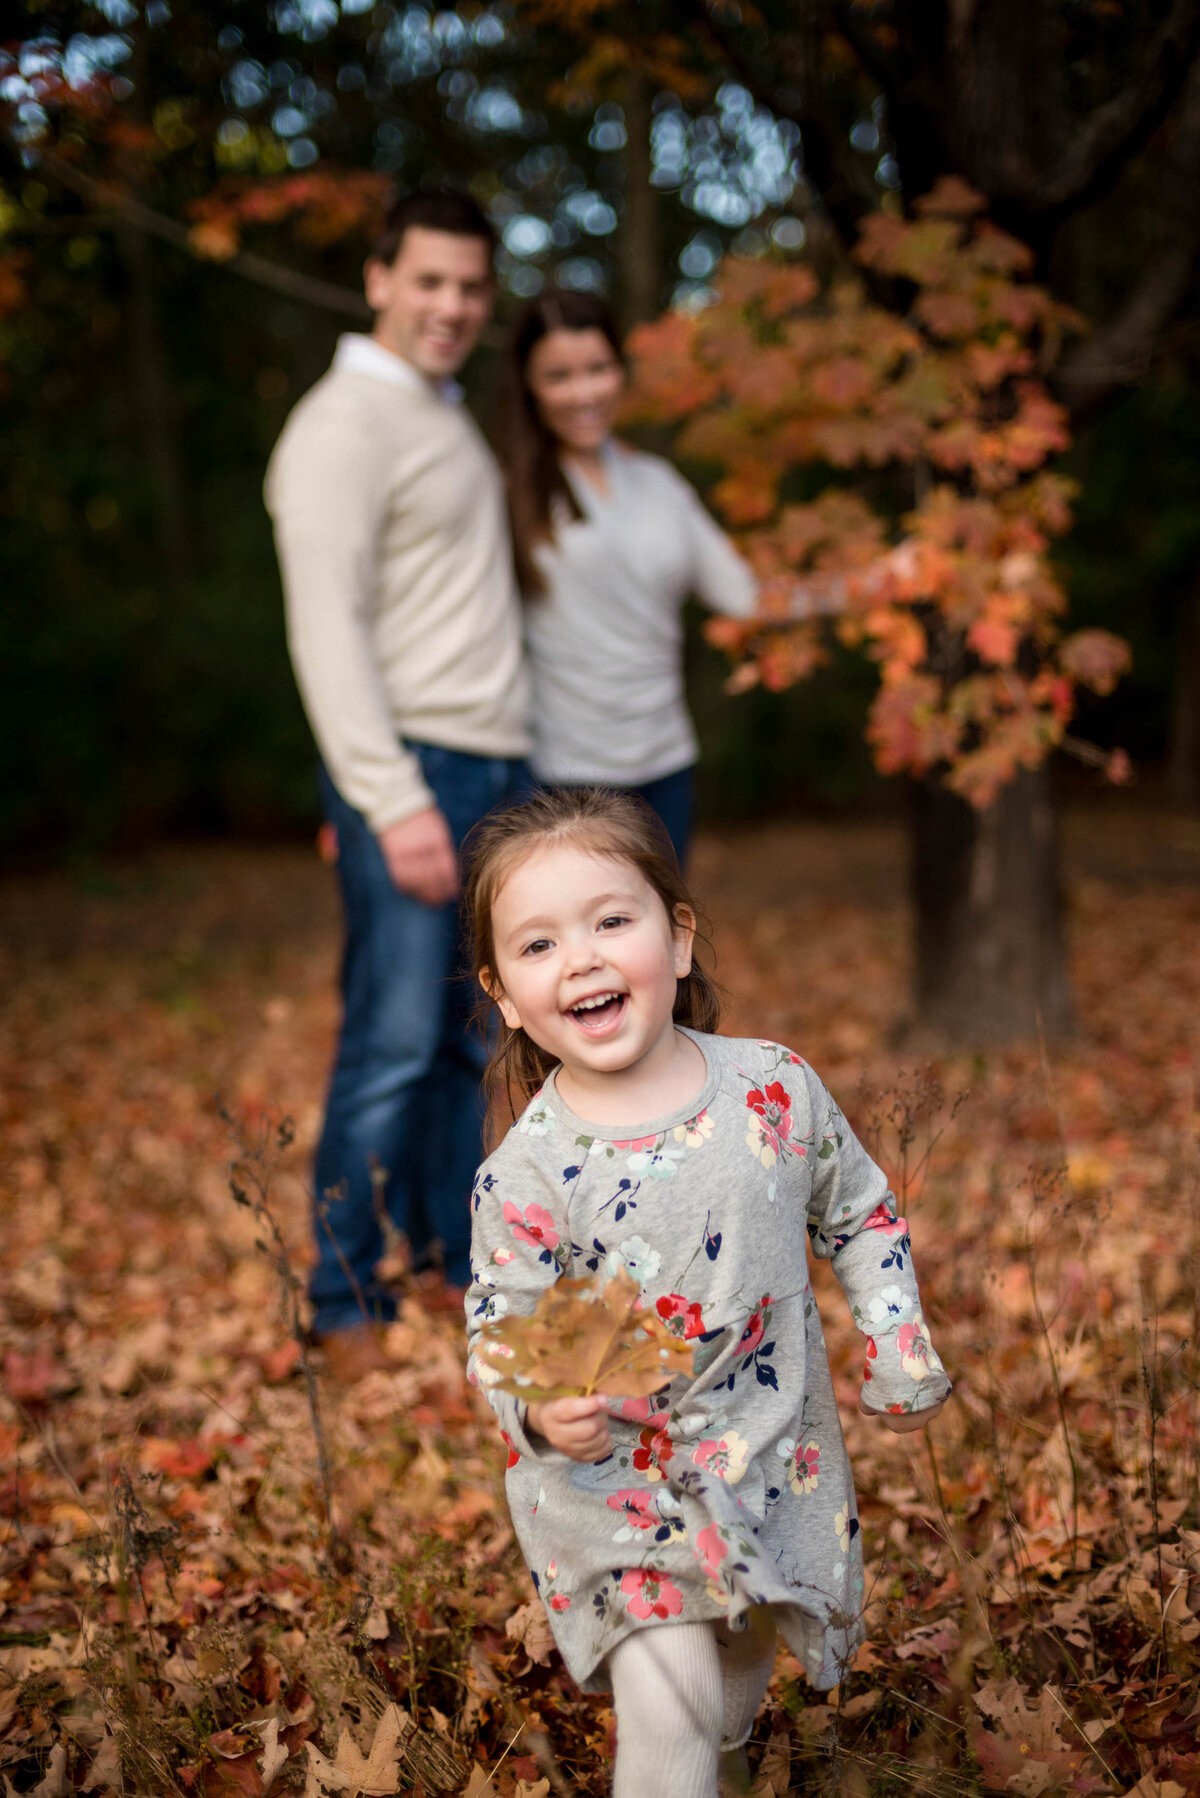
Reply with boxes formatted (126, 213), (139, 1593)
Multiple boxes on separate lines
(607, 1607), (777, 1798)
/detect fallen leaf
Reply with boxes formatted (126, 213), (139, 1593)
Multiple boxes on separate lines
(504, 1603), (556, 1668)
(753, 1727), (791, 1795)
(475, 1268), (694, 1402)
(211, 1729), (257, 1759)
(16, 1745), (70, 1798)
(305, 1705), (412, 1797)
(140, 1436), (214, 1480)
(251, 1718), (289, 1795)
(81, 1734), (122, 1793)
(3, 1347), (75, 1403)
(363, 1599), (390, 1640)
(261, 1340), (301, 1384)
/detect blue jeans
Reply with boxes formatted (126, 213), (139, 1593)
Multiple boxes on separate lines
(559, 766), (694, 868)
(633, 765), (694, 868)
(311, 745), (531, 1332)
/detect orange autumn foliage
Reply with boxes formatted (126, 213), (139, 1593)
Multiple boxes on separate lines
(624, 179), (1131, 807)
(187, 171), (389, 254)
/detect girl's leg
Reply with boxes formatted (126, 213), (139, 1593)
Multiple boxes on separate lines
(716, 1605), (777, 1748)
(714, 1607), (777, 1795)
(608, 1623), (724, 1798)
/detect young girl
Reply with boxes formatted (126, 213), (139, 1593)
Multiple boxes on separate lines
(462, 790), (949, 1797)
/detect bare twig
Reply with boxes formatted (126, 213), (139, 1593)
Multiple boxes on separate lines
(36, 148), (371, 319)
(1046, 1685), (1120, 1786)
(222, 1105), (342, 1556)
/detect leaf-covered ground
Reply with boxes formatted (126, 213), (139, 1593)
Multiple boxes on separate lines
(3, 807), (1199, 1797)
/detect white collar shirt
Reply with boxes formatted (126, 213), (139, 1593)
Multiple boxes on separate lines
(332, 332), (464, 405)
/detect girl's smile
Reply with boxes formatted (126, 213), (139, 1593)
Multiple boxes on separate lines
(568, 989), (627, 1034)
(486, 842), (703, 1121)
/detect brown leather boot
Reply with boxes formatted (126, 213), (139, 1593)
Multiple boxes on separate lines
(316, 1324), (396, 1384)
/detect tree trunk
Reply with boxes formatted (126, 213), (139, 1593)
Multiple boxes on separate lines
(909, 764), (1071, 1044)
(115, 12), (191, 592)
(1168, 563), (1200, 806)
(117, 221), (192, 590)
(620, 69), (663, 328)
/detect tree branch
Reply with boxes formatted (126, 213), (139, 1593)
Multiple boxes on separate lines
(1054, 53), (1200, 415)
(37, 149), (372, 321)
(833, 0), (903, 95)
(1026, 0), (1200, 217)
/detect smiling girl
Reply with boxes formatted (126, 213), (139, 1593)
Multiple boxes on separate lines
(462, 789), (950, 1798)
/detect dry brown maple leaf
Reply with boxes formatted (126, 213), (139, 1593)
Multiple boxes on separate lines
(475, 1267), (694, 1401)
(504, 1600), (556, 1667)
(303, 1703), (411, 1796)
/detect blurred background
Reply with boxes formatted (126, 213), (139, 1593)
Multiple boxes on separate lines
(3, 0), (1199, 863)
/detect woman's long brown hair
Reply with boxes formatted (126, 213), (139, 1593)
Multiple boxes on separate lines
(496, 291), (625, 598)
(463, 788), (721, 1150)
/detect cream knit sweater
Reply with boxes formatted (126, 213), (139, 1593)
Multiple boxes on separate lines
(265, 335), (529, 833)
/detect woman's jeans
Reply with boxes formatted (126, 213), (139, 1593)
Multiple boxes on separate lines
(558, 766), (695, 868)
(311, 745), (530, 1334)
(632, 765), (694, 868)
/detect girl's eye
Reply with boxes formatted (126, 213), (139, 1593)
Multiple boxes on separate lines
(598, 914), (629, 931)
(521, 938), (552, 956)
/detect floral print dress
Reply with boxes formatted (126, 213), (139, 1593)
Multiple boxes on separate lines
(464, 1032), (950, 1694)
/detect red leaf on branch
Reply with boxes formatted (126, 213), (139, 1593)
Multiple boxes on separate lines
(624, 183), (1121, 805)
(1059, 629), (1132, 694)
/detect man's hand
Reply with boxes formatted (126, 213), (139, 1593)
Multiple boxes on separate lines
(377, 807), (459, 906)
(860, 1395), (947, 1434)
(526, 1396), (613, 1462)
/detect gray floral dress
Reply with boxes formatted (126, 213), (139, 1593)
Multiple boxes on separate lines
(464, 1031), (950, 1693)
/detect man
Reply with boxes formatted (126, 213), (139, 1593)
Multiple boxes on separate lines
(266, 191), (530, 1382)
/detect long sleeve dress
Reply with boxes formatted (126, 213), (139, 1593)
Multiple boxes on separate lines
(464, 1031), (951, 1694)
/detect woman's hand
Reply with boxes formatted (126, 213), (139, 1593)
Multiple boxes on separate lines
(526, 1396), (613, 1462)
(860, 1395), (947, 1434)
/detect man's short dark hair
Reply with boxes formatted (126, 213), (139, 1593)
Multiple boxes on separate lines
(369, 189), (497, 267)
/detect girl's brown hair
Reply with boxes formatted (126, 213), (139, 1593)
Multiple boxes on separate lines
(463, 788), (721, 1147)
(496, 291), (625, 598)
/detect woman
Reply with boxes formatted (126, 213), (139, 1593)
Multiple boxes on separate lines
(497, 291), (758, 866)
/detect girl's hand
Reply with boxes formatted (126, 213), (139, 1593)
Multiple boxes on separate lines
(860, 1395), (947, 1434)
(526, 1396), (613, 1462)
